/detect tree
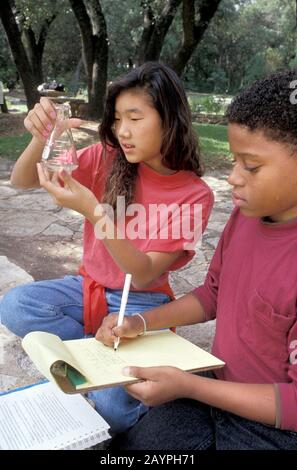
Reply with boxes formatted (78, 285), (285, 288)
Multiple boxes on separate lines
(0, 21), (17, 85)
(69, 0), (108, 119)
(169, 0), (222, 75)
(136, 0), (222, 75)
(0, 0), (39, 109)
(182, 0), (297, 94)
(41, 8), (83, 92)
(0, 0), (60, 109)
(138, 0), (182, 63)
(18, 0), (59, 85)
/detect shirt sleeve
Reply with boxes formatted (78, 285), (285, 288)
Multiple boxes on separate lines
(276, 320), (297, 431)
(191, 210), (236, 321)
(146, 182), (214, 271)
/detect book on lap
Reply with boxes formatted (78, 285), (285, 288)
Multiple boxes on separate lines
(22, 330), (225, 394)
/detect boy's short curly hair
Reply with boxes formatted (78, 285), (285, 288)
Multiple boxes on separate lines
(226, 69), (297, 148)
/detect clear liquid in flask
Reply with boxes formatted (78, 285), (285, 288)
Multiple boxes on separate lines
(41, 103), (78, 172)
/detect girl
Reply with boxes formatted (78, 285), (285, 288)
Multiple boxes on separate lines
(0, 62), (213, 433)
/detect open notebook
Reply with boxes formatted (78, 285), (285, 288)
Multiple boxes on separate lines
(22, 330), (225, 394)
(0, 381), (110, 450)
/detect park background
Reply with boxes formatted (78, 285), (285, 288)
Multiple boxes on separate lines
(1, 0), (297, 168)
(0, 0), (296, 393)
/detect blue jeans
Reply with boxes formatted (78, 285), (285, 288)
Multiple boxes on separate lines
(109, 396), (297, 450)
(0, 275), (170, 433)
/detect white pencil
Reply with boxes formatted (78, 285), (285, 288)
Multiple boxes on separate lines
(114, 273), (132, 351)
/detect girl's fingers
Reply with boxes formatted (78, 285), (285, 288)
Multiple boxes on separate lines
(36, 163), (47, 184)
(39, 97), (57, 120)
(34, 102), (55, 132)
(51, 171), (62, 188)
(37, 164), (55, 189)
(25, 99), (80, 143)
(24, 117), (46, 141)
(68, 118), (83, 129)
(43, 165), (51, 182)
(25, 99), (56, 140)
(37, 164), (69, 207)
(25, 111), (50, 139)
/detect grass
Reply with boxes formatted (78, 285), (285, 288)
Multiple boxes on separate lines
(0, 132), (90, 161)
(194, 123), (231, 170)
(0, 133), (32, 160)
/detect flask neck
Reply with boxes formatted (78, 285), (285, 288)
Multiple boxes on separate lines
(55, 103), (70, 120)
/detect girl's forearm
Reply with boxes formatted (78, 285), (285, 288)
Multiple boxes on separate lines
(11, 137), (44, 188)
(101, 237), (156, 285)
(183, 374), (276, 427)
(87, 205), (179, 288)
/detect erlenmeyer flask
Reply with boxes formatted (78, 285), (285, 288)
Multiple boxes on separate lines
(41, 103), (78, 172)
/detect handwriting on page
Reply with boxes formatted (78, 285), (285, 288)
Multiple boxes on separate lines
(83, 344), (128, 368)
(70, 341), (130, 385)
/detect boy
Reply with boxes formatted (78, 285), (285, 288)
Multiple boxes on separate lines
(96, 69), (297, 450)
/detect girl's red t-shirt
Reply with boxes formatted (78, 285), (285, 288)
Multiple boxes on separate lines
(72, 143), (214, 290)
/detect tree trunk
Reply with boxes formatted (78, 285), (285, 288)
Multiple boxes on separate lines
(70, 56), (84, 95)
(169, 0), (222, 76)
(138, 1), (155, 64)
(69, 0), (108, 120)
(0, 0), (40, 109)
(23, 29), (44, 85)
(1, 95), (9, 113)
(22, 11), (58, 86)
(138, 0), (182, 63)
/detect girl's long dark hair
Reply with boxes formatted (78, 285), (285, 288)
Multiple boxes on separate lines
(99, 61), (203, 209)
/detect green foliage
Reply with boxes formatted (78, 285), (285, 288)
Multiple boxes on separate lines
(0, 23), (17, 84)
(188, 94), (229, 115)
(243, 54), (266, 86)
(100, 0), (144, 78)
(2, 0), (81, 91)
(36, 3), (82, 89)
(0, 133), (31, 160)
(209, 69), (229, 94)
(187, 95), (203, 113)
(185, 0), (297, 94)
(199, 96), (225, 114)
(14, 0), (71, 33)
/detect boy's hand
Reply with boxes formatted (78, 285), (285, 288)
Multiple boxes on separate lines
(36, 163), (98, 218)
(24, 97), (82, 143)
(95, 313), (145, 347)
(123, 366), (190, 406)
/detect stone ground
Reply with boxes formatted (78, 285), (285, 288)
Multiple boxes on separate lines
(0, 153), (232, 392)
